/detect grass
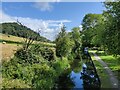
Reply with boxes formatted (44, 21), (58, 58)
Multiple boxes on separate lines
(1, 43), (21, 61)
(1, 33), (24, 42)
(0, 34), (56, 61)
(0, 33), (56, 47)
(0, 33), (56, 61)
(94, 50), (120, 81)
(0, 39), (23, 44)
(89, 52), (112, 88)
(89, 50), (120, 87)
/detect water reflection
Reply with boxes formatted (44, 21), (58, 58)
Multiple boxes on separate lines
(55, 51), (101, 89)
(55, 70), (75, 90)
(55, 64), (84, 89)
(55, 61), (100, 90)
(70, 71), (83, 89)
(81, 63), (100, 89)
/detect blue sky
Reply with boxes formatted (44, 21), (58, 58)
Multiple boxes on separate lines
(1, 2), (105, 40)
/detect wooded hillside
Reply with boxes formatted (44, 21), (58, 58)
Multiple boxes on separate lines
(1, 23), (51, 42)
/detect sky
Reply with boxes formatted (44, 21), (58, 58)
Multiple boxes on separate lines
(0, 2), (105, 41)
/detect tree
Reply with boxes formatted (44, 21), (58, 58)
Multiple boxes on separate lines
(16, 21), (40, 52)
(55, 25), (72, 58)
(71, 27), (82, 59)
(82, 14), (104, 47)
(103, 1), (120, 55)
(81, 1), (120, 55)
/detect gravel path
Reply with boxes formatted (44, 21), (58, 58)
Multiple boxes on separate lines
(92, 52), (119, 89)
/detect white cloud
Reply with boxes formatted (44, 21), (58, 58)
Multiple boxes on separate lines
(33, 2), (53, 11)
(0, 9), (16, 23)
(0, 10), (71, 41)
(33, 0), (61, 11)
(47, 20), (71, 23)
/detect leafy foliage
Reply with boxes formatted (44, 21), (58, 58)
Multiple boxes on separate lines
(102, 1), (120, 55)
(2, 78), (31, 88)
(55, 26), (73, 58)
(82, 14), (103, 47)
(71, 27), (82, 59)
(81, 1), (120, 56)
(2, 44), (70, 88)
(55, 25), (83, 60)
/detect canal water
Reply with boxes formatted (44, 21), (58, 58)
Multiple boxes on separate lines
(55, 53), (101, 90)
(70, 70), (83, 89)
(55, 59), (84, 89)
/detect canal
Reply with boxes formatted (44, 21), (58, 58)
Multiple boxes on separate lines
(55, 52), (101, 90)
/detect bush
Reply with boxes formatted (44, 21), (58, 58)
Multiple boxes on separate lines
(2, 43), (71, 89)
(67, 53), (75, 62)
(52, 57), (70, 75)
(31, 64), (56, 89)
(39, 47), (55, 61)
(2, 57), (57, 89)
(15, 48), (45, 64)
(2, 78), (30, 88)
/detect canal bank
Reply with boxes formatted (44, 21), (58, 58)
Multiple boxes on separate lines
(89, 51), (119, 89)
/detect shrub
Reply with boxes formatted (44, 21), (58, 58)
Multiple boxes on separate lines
(2, 78), (30, 88)
(39, 47), (55, 61)
(2, 59), (56, 89)
(52, 57), (70, 75)
(15, 48), (45, 64)
(31, 64), (56, 89)
(2, 43), (71, 89)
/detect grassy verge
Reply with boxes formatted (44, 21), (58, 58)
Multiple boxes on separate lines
(94, 50), (120, 81)
(89, 51), (112, 88)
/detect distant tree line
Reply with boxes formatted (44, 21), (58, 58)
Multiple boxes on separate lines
(1, 22), (51, 42)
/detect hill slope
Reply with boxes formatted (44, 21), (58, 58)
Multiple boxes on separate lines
(1, 22), (50, 42)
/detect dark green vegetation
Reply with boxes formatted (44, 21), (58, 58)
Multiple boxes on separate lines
(82, 1), (120, 87)
(2, 25), (82, 89)
(1, 23), (50, 42)
(55, 26), (82, 59)
(0, 39), (22, 44)
(0, 39), (55, 48)
(82, 1), (120, 56)
(2, 44), (70, 88)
